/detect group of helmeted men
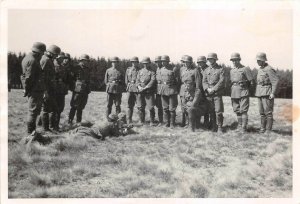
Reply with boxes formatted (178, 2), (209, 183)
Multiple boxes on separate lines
(20, 42), (279, 138)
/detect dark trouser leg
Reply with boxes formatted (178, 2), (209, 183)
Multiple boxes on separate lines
(69, 107), (76, 123)
(204, 113), (209, 128)
(217, 113), (223, 133)
(240, 97), (250, 132)
(42, 112), (50, 131)
(258, 97), (267, 133)
(265, 97), (274, 133)
(156, 94), (163, 124)
(106, 93), (114, 120)
(170, 111), (176, 129)
(49, 112), (56, 129)
(76, 109), (83, 123)
(27, 93), (43, 134)
(127, 92), (136, 123)
(150, 108), (155, 126)
(210, 112), (217, 132)
(146, 93), (155, 126)
(56, 112), (61, 130)
(137, 93), (145, 124)
(115, 93), (122, 114)
(237, 113), (242, 130)
(180, 97), (186, 127)
(161, 95), (170, 127)
(169, 94), (178, 128)
(188, 107), (196, 132)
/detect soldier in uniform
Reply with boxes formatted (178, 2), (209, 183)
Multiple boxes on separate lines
(179, 55), (189, 127)
(255, 52), (279, 133)
(104, 56), (125, 120)
(125, 56), (140, 124)
(230, 53), (254, 133)
(62, 53), (74, 90)
(158, 55), (180, 128)
(68, 54), (91, 124)
(40, 44), (61, 132)
(154, 56), (164, 126)
(21, 42), (47, 135)
(196, 56), (210, 129)
(52, 52), (69, 131)
(136, 57), (156, 126)
(202, 53), (225, 133)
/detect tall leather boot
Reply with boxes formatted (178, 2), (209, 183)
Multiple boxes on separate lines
(150, 109), (155, 126)
(116, 106), (121, 114)
(106, 107), (112, 121)
(266, 114), (273, 134)
(164, 111), (170, 127)
(217, 114), (223, 133)
(203, 113), (210, 129)
(237, 113), (242, 131)
(49, 112), (56, 129)
(195, 111), (201, 129)
(241, 113), (248, 133)
(42, 112), (50, 131)
(137, 109), (144, 126)
(170, 111), (176, 129)
(68, 107), (76, 124)
(157, 109), (163, 126)
(181, 111), (186, 127)
(260, 115), (266, 133)
(188, 113), (195, 132)
(127, 108), (133, 124)
(210, 112), (217, 132)
(76, 109), (82, 123)
(27, 120), (36, 134)
(55, 112), (61, 131)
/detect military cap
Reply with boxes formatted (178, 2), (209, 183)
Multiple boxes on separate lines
(31, 42), (46, 54)
(197, 56), (207, 63)
(256, 52), (267, 61)
(110, 56), (120, 62)
(207, 53), (218, 60)
(183, 55), (193, 63)
(141, 57), (151, 64)
(47, 45), (61, 55)
(65, 53), (71, 59)
(154, 56), (162, 62)
(161, 55), (170, 62)
(79, 54), (90, 61)
(57, 52), (65, 59)
(230, 53), (241, 61)
(130, 56), (139, 62)
(108, 114), (118, 122)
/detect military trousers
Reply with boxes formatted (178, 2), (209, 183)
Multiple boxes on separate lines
(107, 93), (122, 114)
(137, 92), (155, 111)
(231, 96), (250, 114)
(155, 94), (163, 111)
(161, 94), (178, 113)
(70, 92), (88, 110)
(27, 91), (44, 133)
(258, 96), (274, 117)
(127, 92), (138, 109)
(206, 95), (224, 114)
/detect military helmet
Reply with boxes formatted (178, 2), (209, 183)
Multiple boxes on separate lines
(108, 114), (118, 122)
(79, 54), (90, 61)
(207, 53), (218, 60)
(256, 52), (267, 61)
(154, 56), (161, 62)
(57, 52), (65, 59)
(161, 55), (170, 62)
(31, 42), (46, 54)
(141, 57), (151, 64)
(130, 56), (139, 62)
(47, 45), (61, 55)
(197, 56), (207, 63)
(183, 55), (193, 63)
(65, 53), (71, 59)
(110, 56), (120, 62)
(230, 53), (241, 61)
(181, 55), (188, 62)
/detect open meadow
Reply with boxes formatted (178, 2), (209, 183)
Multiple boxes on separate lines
(8, 89), (292, 198)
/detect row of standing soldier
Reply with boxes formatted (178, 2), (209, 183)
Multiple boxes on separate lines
(21, 41), (279, 137)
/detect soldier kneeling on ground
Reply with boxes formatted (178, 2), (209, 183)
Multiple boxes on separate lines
(69, 113), (134, 140)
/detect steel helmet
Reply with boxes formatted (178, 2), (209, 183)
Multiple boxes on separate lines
(154, 56), (162, 62)
(197, 56), (207, 63)
(181, 55), (188, 62)
(110, 56), (120, 62)
(130, 56), (139, 62)
(57, 52), (65, 59)
(230, 53), (241, 61)
(207, 53), (218, 60)
(183, 55), (193, 63)
(65, 53), (71, 59)
(47, 45), (61, 55)
(161, 55), (170, 62)
(256, 52), (267, 61)
(141, 57), (151, 64)
(31, 42), (46, 54)
(108, 114), (118, 122)
(79, 54), (90, 61)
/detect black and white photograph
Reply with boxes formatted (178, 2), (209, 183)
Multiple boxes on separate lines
(0, 0), (299, 202)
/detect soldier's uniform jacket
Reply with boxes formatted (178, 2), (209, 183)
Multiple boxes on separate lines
(125, 66), (139, 92)
(21, 52), (46, 95)
(255, 64), (279, 97)
(156, 68), (162, 94)
(202, 63), (225, 96)
(72, 64), (91, 94)
(199, 64), (208, 75)
(53, 60), (69, 95)
(157, 65), (180, 96)
(105, 67), (125, 93)
(63, 62), (75, 91)
(136, 67), (156, 93)
(230, 65), (253, 99)
(40, 54), (56, 95)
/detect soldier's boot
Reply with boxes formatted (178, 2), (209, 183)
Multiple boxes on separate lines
(164, 111), (170, 127)
(49, 112), (56, 130)
(170, 111), (176, 129)
(41, 113), (51, 132)
(259, 115), (267, 133)
(188, 114), (195, 132)
(181, 111), (186, 127)
(68, 108), (76, 124)
(210, 113), (217, 132)
(217, 114), (223, 134)
(157, 110), (164, 126)
(237, 114), (242, 132)
(195, 113), (201, 129)
(203, 114), (210, 130)
(106, 107), (112, 121)
(116, 106), (121, 115)
(150, 109), (155, 126)
(76, 109), (83, 124)
(54, 112), (61, 132)
(127, 108), (133, 124)
(27, 121), (36, 134)
(241, 113), (248, 133)
(37, 114), (42, 126)
(265, 115), (273, 134)
(137, 110), (145, 126)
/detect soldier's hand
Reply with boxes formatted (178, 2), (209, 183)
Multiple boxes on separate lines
(269, 94), (274, 99)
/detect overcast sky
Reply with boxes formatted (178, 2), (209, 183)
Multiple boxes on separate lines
(8, 8), (292, 69)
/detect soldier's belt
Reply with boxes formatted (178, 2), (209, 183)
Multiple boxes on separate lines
(258, 82), (271, 86)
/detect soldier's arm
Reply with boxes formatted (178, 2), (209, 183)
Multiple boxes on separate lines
(145, 71), (156, 89)
(202, 70), (209, 91)
(104, 70), (108, 85)
(212, 68), (225, 92)
(125, 69), (129, 86)
(267, 67), (279, 95)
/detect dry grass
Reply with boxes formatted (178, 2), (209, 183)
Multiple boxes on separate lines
(8, 89), (292, 198)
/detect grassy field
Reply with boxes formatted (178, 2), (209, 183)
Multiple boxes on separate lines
(8, 89), (292, 198)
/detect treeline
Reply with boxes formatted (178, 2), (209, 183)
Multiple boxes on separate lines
(8, 52), (293, 98)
